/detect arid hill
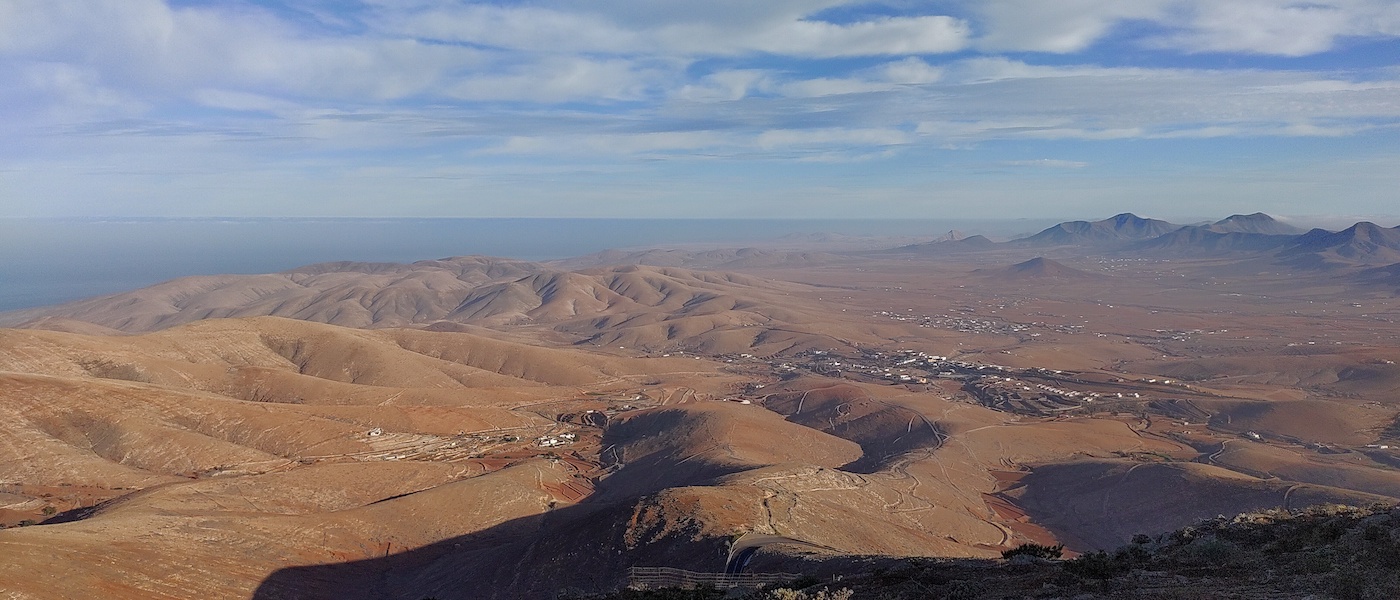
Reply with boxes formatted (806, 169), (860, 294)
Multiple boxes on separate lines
(0, 262), (901, 356)
(5, 213), (1400, 598)
(975, 257), (1105, 281)
(0, 256), (543, 332)
(550, 248), (847, 270)
(0, 317), (746, 598)
(1279, 222), (1400, 268)
(5, 311), (1395, 599)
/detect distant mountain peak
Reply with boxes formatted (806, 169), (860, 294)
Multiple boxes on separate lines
(1349, 221), (1386, 236)
(1279, 221), (1400, 268)
(1019, 213), (1181, 246)
(1209, 213), (1302, 235)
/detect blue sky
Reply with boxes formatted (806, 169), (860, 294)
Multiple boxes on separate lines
(2, 0), (1399, 220)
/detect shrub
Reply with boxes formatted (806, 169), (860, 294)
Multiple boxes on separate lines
(1178, 537), (1241, 566)
(1063, 550), (1131, 579)
(1001, 542), (1064, 560)
(784, 576), (821, 590)
(766, 588), (852, 600)
(945, 580), (987, 600)
(604, 585), (726, 600)
(77, 358), (150, 383)
(1114, 543), (1151, 565)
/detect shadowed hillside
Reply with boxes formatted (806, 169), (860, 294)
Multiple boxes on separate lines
(600, 504), (1400, 600)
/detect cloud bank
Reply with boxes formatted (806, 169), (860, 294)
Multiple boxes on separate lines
(1, 0), (1398, 217)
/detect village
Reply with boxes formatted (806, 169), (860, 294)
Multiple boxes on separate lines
(716, 347), (1211, 419)
(874, 309), (1089, 340)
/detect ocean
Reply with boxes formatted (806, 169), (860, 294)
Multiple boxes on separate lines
(0, 217), (1055, 312)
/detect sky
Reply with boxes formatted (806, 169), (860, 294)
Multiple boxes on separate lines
(2, 0), (1399, 220)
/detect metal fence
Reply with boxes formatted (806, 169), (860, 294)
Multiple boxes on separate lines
(627, 566), (799, 590)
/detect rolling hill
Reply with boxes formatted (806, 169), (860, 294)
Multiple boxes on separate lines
(550, 247), (847, 270)
(0, 261), (890, 356)
(0, 256), (543, 332)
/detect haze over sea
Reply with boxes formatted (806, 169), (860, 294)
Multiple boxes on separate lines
(0, 217), (1061, 313)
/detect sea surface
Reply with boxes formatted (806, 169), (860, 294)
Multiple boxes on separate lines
(0, 217), (1055, 312)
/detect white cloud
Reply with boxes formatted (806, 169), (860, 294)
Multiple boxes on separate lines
(376, 2), (971, 57)
(5, 0), (1400, 219)
(740, 16), (969, 57)
(483, 126), (911, 160)
(532, 0), (850, 29)
(674, 70), (773, 102)
(0, 0), (481, 102)
(1145, 122), (1367, 138)
(779, 77), (897, 98)
(445, 57), (676, 103)
(764, 58), (944, 99)
(1151, 0), (1400, 56)
(492, 131), (732, 156)
(376, 4), (645, 55)
(904, 59), (1400, 143)
(10, 63), (141, 121)
(670, 58), (943, 102)
(1002, 159), (1090, 168)
(877, 57), (945, 85)
(0, 1), (968, 114)
(191, 89), (305, 115)
(966, 0), (1400, 56)
(942, 56), (1145, 83)
(755, 127), (911, 150)
(971, 0), (1169, 53)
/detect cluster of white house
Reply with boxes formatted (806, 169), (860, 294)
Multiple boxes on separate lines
(536, 432), (578, 448)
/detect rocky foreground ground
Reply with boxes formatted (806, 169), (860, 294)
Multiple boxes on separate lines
(594, 503), (1400, 600)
